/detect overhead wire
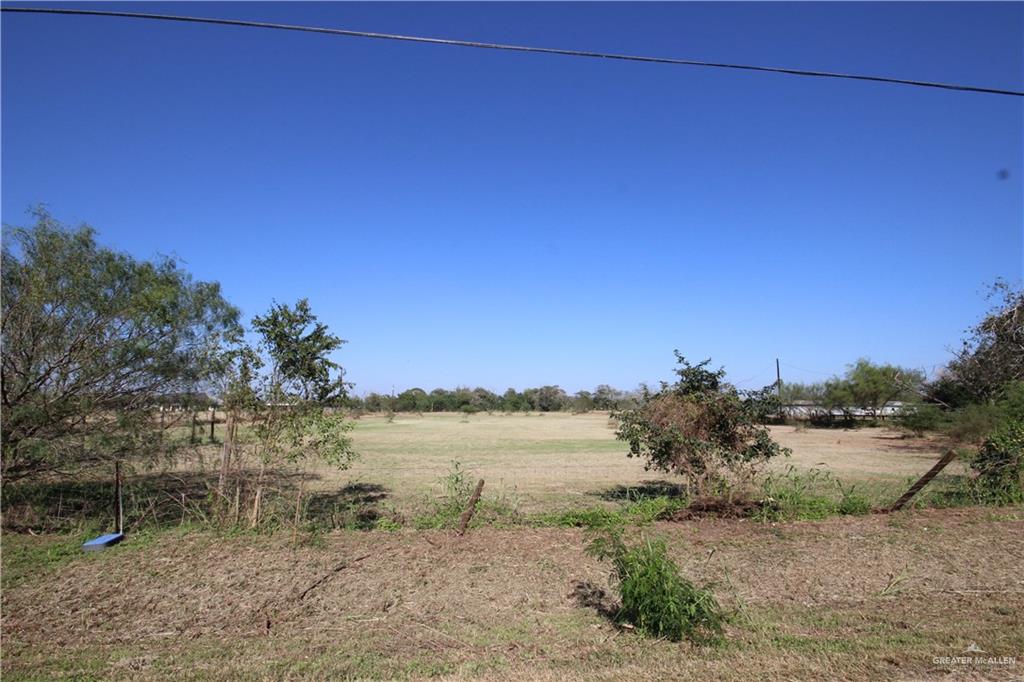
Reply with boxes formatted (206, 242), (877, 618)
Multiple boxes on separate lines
(3, 6), (1023, 97)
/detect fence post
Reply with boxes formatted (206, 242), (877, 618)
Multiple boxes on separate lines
(889, 450), (958, 512)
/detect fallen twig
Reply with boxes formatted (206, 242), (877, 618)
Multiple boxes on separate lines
(297, 554), (371, 601)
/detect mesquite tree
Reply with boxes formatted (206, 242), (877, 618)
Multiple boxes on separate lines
(1, 210), (240, 484)
(930, 280), (1024, 407)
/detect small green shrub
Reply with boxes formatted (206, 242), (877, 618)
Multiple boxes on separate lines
(586, 526), (723, 643)
(755, 467), (872, 520)
(535, 495), (687, 529)
(374, 517), (402, 532)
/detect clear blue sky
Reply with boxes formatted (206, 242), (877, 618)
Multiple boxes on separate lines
(3, 2), (1022, 395)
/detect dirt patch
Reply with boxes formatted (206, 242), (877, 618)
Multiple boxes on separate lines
(668, 496), (763, 520)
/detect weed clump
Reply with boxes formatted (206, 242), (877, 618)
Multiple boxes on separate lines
(586, 526), (723, 643)
(536, 494), (688, 529)
(413, 461), (518, 529)
(755, 466), (872, 521)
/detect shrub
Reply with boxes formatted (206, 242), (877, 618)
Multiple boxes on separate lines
(586, 526), (723, 643)
(615, 353), (789, 498)
(895, 404), (947, 437)
(947, 404), (1004, 444)
(970, 421), (1024, 504)
(622, 494), (689, 524)
(536, 495), (686, 529)
(756, 466), (835, 521)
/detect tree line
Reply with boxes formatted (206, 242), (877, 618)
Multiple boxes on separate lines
(351, 384), (639, 414)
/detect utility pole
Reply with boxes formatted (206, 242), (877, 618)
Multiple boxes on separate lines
(776, 358), (783, 421)
(776, 358), (782, 399)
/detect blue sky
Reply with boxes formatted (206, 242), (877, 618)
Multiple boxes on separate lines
(3, 2), (1022, 395)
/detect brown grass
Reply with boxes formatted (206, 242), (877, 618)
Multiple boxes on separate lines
(4, 506), (1022, 680)
(276, 413), (952, 512)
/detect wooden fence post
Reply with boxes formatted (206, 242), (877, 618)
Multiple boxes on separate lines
(889, 450), (958, 512)
(456, 479), (485, 536)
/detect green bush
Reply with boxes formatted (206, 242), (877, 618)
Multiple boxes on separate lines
(615, 354), (789, 498)
(947, 404), (1004, 444)
(895, 404), (947, 437)
(836, 482), (873, 516)
(586, 526), (723, 643)
(970, 421), (1024, 504)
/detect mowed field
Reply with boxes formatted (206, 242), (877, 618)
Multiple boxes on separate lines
(306, 412), (956, 512)
(7, 412), (1019, 682)
(4, 508), (1022, 680)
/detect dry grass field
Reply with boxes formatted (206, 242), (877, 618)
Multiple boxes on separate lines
(5, 413), (1017, 681)
(310, 412), (956, 512)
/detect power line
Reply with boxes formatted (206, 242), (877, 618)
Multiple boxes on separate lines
(3, 6), (1022, 98)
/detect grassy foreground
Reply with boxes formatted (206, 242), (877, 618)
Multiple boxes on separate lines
(3, 506), (1022, 680)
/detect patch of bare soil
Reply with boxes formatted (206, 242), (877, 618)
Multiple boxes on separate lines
(668, 495), (762, 520)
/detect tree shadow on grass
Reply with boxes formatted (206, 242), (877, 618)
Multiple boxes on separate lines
(590, 480), (686, 502)
(570, 580), (619, 621)
(304, 482), (391, 530)
(2, 470), (224, 533)
(2, 470), (392, 533)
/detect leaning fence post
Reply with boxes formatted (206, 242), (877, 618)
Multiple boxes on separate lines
(889, 450), (958, 512)
(456, 479), (485, 536)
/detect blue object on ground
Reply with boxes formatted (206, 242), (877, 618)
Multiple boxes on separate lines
(82, 532), (125, 552)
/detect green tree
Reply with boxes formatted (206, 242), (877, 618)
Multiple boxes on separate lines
(573, 390), (595, 413)
(778, 381), (826, 403)
(529, 385), (569, 412)
(396, 388), (430, 412)
(240, 300), (358, 524)
(1, 210), (240, 483)
(500, 388), (529, 412)
(822, 359), (924, 420)
(931, 280), (1023, 407)
(593, 384), (626, 410)
(615, 353), (788, 496)
(428, 388), (453, 412)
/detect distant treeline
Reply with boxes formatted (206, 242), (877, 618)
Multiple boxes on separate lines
(348, 385), (640, 414)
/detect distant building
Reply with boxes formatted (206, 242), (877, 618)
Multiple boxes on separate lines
(780, 401), (907, 421)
